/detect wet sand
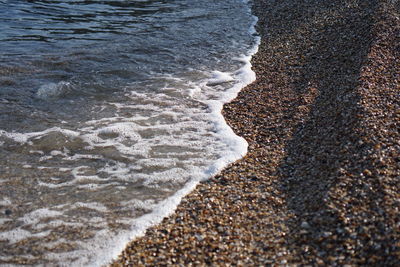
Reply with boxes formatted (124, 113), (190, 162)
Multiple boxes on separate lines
(112, 0), (399, 265)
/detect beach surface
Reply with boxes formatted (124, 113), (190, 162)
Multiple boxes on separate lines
(112, 0), (399, 265)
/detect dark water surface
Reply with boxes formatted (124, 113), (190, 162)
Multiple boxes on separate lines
(0, 0), (258, 265)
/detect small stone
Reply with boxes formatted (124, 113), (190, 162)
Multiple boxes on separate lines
(301, 221), (310, 229)
(195, 234), (204, 241)
(363, 169), (372, 176)
(322, 231), (332, 237)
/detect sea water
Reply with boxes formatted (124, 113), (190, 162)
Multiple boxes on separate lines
(0, 0), (259, 265)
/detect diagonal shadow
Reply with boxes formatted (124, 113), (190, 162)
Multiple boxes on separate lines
(279, 1), (377, 212)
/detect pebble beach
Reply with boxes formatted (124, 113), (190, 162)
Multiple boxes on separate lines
(112, 0), (399, 265)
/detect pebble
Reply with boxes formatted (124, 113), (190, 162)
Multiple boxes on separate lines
(301, 221), (310, 229)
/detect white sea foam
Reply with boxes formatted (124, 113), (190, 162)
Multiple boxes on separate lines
(36, 81), (74, 99)
(76, 5), (259, 267)
(206, 71), (234, 86)
(0, 127), (79, 144)
(0, 229), (45, 244)
(20, 208), (63, 225)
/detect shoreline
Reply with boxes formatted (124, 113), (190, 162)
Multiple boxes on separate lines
(112, 0), (399, 265)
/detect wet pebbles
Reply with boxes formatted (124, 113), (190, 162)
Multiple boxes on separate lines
(112, 0), (399, 265)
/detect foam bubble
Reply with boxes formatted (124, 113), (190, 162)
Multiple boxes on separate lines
(36, 81), (74, 99)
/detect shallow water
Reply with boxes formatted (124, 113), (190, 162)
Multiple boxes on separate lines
(0, 0), (259, 265)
